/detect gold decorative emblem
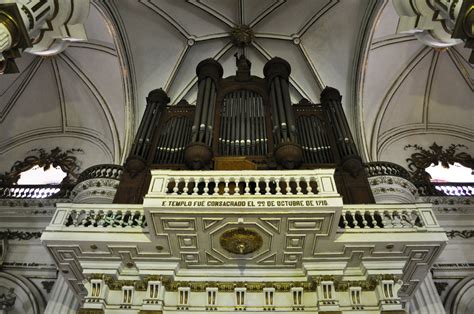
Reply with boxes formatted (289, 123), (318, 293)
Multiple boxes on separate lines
(220, 228), (263, 254)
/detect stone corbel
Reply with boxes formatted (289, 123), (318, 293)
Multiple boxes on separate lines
(392, 0), (463, 47)
(0, 0), (90, 74)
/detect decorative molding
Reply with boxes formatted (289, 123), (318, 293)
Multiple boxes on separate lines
(445, 230), (474, 239)
(434, 281), (449, 296)
(71, 177), (119, 204)
(90, 274), (380, 293)
(1, 262), (56, 270)
(0, 287), (16, 311)
(405, 143), (474, 182)
(368, 175), (418, 203)
(0, 230), (42, 241)
(0, 238), (7, 267)
(0, 198), (69, 208)
(220, 227), (263, 254)
(1, 147), (83, 185)
(41, 281), (55, 294)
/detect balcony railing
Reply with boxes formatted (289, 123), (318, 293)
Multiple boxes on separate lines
(0, 164), (123, 200)
(338, 204), (439, 230)
(147, 169), (339, 197)
(415, 182), (474, 196)
(0, 184), (74, 199)
(47, 204), (147, 230)
(364, 161), (473, 197)
(364, 161), (411, 180)
(76, 164), (123, 183)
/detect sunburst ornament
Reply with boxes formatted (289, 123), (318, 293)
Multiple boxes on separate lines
(230, 24), (255, 48)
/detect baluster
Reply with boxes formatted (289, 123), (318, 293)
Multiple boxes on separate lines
(361, 211), (368, 228)
(341, 211), (348, 228)
(255, 177), (260, 194)
(265, 178), (271, 195)
(223, 178), (230, 195)
(370, 211), (379, 228)
(190, 178), (197, 195)
(182, 178), (189, 194)
(235, 178), (241, 195)
(244, 178), (251, 195)
(117, 210), (125, 227)
(353, 211), (360, 228)
(97, 210), (105, 227)
(111, 210), (120, 227)
(296, 177), (303, 195)
(306, 177), (313, 194)
(275, 178), (282, 195)
(285, 177), (292, 194)
(172, 178), (179, 195)
(203, 178), (210, 195)
(125, 211), (133, 228)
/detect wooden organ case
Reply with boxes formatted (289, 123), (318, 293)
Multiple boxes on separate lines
(114, 55), (375, 205)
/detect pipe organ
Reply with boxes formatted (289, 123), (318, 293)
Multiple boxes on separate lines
(114, 55), (374, 204)
(154, 115), (193, 165)
(219, 90), (267, 156)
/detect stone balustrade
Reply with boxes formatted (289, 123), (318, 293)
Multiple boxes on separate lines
(47, 204), (147, 230)
(147, 169), (339, 197)
(0, 184), (73, 199)
(364, 161), (411, 180)
(339, 204), (440, 230)
(76, 164), (124, 183)
(431, 183), (473, 196)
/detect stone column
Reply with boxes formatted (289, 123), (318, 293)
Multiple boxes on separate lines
(44, 273), (80, 314)
(409, 273), (445, 314)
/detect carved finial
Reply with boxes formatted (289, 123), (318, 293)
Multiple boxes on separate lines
(234, 53), (251, 81)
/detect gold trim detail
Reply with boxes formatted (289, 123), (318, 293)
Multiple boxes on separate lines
(76, 309), (104, 314)
(87, 274), (382, 293)
(219, 228), (263, 254)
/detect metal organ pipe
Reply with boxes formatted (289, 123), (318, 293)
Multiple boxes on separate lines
(185, 59), (223, 169)
(154, 116), (192, 164)
(131, 88), (170, 160)
(190, 59), (223, 144)
(264, 58), (298, 145)
(321, 87), (358, 159)
(218, 90), (267, 157)
(192, 80), (205, 143)
(280, 77), (297, 142)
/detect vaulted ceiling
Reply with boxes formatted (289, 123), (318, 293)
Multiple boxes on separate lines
(0, 0), (472, 174)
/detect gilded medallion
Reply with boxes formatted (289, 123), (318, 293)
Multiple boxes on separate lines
(219, 228), (263, 255)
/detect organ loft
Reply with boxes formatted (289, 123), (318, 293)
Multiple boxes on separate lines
(1, 1), (472, 313)
(114, 54), (375, 206)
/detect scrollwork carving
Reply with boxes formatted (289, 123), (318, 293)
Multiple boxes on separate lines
(405, 143), (473, 182)
(445, 230), (474, 239)
(0, 287), (16, 310)
(1, 147), (83, 184)
(41, 281), (55, 294)
(0, 230), (42, 240)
